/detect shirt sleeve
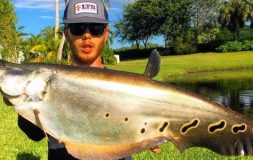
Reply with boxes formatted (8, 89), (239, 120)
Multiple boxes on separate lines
(18, 114), (46, 141)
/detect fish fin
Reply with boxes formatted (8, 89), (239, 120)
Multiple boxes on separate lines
(144, 49), (160, 79)
(33, 109), (48, 137)
(64, 137), (168, 160)
(167, 123), (253, 156)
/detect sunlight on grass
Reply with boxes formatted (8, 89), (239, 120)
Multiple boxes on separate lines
(107, 51), (253, 81)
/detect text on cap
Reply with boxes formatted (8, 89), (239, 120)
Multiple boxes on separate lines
(75, 3), (98, 14)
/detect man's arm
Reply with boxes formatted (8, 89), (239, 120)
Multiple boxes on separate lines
(18, 115), (45, 141)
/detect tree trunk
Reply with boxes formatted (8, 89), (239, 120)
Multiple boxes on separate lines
(56, 0), (68, 61)
(136, 41), (140, 49)
(194, 28), (198, 45)
(54, 0), (59, 41)
(143, 38), (148, 49)
(234, 18), (241, 40)
(57, 34), (65, 61)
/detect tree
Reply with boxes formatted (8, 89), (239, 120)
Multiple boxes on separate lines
(157, 0), (193, 47)
(0, 0), (18, 61)
(248, 0), (253, 27)
(57, 0), (68, 61)
(114, 19), (142, 49)
(22, 26), (61, 62)
(191, 0), (222, 44)
(115, 0), (159, 49)
(55, 0), (59, 41)
(218, 0), (253, 40)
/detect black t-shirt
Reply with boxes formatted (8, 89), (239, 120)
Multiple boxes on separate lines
(18, 115), (131, 160)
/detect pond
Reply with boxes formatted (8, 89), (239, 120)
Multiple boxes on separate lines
(166, 69), (253, 118)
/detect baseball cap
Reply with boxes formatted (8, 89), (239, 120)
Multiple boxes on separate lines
(63, 0), (109, 24)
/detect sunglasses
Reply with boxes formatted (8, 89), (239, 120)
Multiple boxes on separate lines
(68, 23), (106, 36)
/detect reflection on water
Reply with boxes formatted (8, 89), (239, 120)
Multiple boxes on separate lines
(239, 90), (253, 108)
(170, 77), (253, 117)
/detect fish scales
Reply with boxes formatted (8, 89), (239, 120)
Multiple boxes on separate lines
(1, 60), (253, 159)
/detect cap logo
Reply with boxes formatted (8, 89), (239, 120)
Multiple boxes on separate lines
(75, 3), (97, 14)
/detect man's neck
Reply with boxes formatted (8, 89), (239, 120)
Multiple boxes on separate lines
(71, 55), (104, 68)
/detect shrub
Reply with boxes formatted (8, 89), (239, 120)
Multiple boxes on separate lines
(174, 41), (197, 55)
(174, 32), (197, 55)
(216, 40), (253, 52)
(102, 43), (116, 65)
(243, 40), (253, 51)
(215, 28), (234, 42)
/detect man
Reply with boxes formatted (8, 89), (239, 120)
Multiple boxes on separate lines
(18, 0), (131, 159)
(64, 0), (109, 68)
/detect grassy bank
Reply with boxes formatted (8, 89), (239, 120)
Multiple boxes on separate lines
(1, 51), (253, 160)
(107, 51), (253, 81)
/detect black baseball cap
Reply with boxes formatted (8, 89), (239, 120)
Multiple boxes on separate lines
(63, 0), (109, 24)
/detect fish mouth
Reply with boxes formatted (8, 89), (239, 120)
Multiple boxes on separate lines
(0, 89), (20, 106)
(0, 88), (21, 98)
(2, 96), (13, 106)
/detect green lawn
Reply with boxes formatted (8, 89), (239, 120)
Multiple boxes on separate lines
(0, 99), (47, 160)
(1, 51), (253, 160)
(107, 51), (253, 81)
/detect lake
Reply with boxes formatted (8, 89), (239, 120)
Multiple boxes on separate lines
(167, 69), (253, 118)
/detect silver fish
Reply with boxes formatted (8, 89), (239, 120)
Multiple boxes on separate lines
(1, 53), (253, 160)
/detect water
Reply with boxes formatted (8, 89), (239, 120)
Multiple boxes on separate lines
(168, 70), (253, 117)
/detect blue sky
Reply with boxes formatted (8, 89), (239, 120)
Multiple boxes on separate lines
(11, 0), (163, 49)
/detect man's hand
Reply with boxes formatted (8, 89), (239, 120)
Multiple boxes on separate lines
(150, 146), (161, 153)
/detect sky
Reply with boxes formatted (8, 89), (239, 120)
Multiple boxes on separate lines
(11, 0), (138, 49)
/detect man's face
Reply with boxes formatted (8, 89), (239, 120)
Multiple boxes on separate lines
(65, 23), (109, 66)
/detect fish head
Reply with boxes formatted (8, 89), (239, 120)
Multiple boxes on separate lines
(0, 67), (29, 97)
(0, 65), (50, 108)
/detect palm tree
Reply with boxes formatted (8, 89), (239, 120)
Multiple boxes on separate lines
(218, 0), (252, 40)
(55, 0), (59, 40)
(57, 0), (68, 61)
(41, 26), (55, 39)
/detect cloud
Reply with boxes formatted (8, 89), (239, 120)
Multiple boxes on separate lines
(12, 0), (133, 21)
(110, 0), (133, 4)
(40, 15), (55, 19)
(12, 0), (65, 10)
(109, 7), (121, 13)
(12, 0), (133, 10)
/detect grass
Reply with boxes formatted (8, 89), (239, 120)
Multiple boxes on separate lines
(0, 98), (47, 160)
(107, 51), (253, 81)
(1, 51), (253, 160)
(164, 69), (253, 83)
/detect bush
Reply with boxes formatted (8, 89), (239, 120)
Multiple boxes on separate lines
(102, 43), (116, 65)
(114, 47), (173, 61)
(174, 42), (197, 54)
(215, 28), (234, 42)
(239, 26), (253, 41)
(216, 40), (253, 52)
(243, 40), (253, 50)
(197, 40), (223, 52)
(174, 32), (197, 55)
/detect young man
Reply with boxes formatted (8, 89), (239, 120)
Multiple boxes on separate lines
(64, 0), (109, 68)
(18, 0), (131, 159)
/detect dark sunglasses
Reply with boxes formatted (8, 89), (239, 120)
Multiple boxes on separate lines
(68, 23), (106, 36)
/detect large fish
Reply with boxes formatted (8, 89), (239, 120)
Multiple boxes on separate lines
(1, 51), (253, 160)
